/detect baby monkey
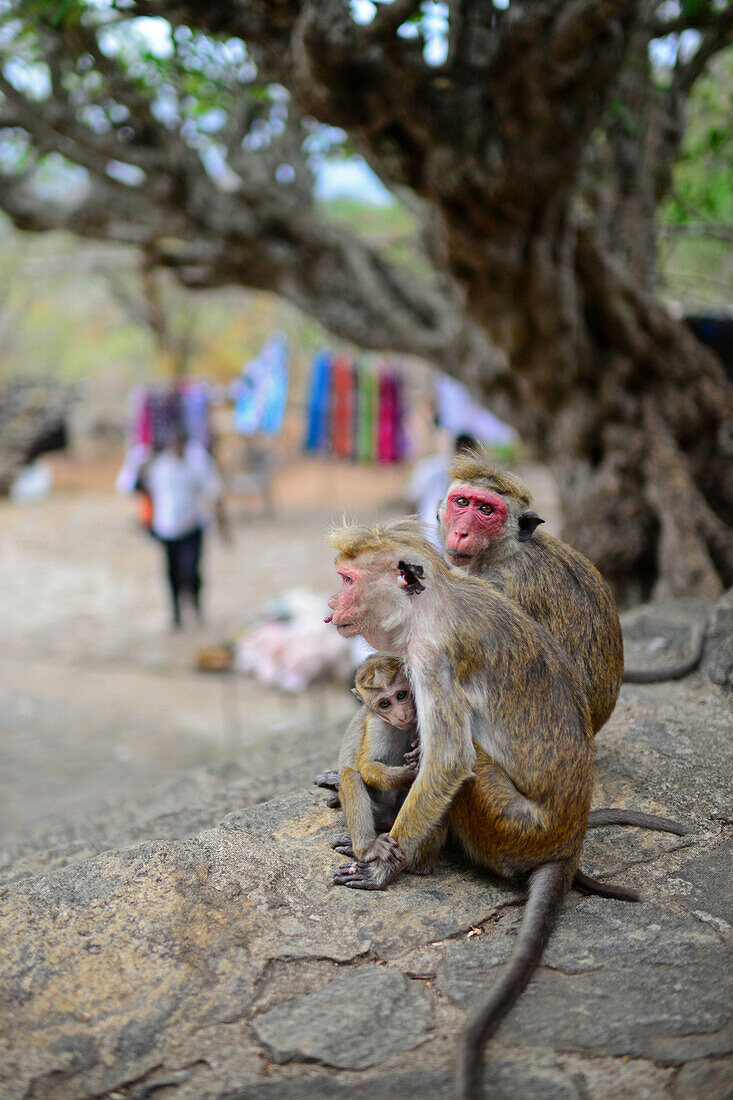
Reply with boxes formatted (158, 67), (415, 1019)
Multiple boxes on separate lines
(329, 655), (421, 863)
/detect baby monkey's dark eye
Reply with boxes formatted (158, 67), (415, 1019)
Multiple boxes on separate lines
(378, 698), (391, 709)
(479, 503), (494, 515)
(396, 690), (408, 701)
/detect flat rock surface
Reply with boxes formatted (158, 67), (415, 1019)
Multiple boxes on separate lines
(1, 668), (731, 1100)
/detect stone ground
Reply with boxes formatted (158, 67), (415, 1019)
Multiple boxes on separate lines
(0, 447), (730, 1100)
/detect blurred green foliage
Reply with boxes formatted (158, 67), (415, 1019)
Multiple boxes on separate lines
(664, 48), (733, 225)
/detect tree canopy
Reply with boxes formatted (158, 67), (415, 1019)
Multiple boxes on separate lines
(0, 0), (731, 602)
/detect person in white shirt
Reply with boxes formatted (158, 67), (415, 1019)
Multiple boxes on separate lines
(139, 432), (228, 628)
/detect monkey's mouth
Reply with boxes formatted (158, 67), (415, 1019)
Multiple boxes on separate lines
(328, 619), (354, 632)
(446, 548), (474, 561)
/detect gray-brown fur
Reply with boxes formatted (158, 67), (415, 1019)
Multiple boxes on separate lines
(438, 452), (624, 735)
(326, 519), (595, 1095)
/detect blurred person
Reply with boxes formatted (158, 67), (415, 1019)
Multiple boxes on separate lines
(115, 441), (154, 532)
(404, 432), (477, 548)
(137, 432), (229, 629)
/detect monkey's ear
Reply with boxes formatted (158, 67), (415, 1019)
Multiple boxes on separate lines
(397, 560), (426, 595)
(517, 511), (545, 542)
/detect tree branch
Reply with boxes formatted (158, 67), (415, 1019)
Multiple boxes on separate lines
(673, 12), (733, 93)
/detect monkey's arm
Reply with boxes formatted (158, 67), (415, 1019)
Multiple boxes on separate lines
(337, 766), (379, 860)
(313, 709), (367, 808)
(390, 708), (476, 860)
(337, 710), (365, 771)
(360, 761), (417, 790)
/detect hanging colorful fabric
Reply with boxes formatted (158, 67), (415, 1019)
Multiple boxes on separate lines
(355, 361), (373, 463)
(377, 368), (393, 464)
(259, 334), (289, 434)
(392, 371), (406, 462)
(332, 355), (355, 459)
(304, 351), (333, 452)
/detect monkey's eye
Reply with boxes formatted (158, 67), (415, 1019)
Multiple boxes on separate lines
(478, 503), (494, 515)
(378, 698), (391, 709)
(455, 497), (469, 507)
(395, 690), (409, 701)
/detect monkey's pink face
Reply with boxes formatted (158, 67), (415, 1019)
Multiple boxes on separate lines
(325, 565), (368, 638)
(443, 487), (508, 560)
(326, 553), (419, 651)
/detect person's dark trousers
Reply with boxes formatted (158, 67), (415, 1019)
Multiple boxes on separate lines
(160, 527), (203, 626)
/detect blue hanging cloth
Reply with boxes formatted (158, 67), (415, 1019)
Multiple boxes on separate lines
(304, 350), (333, 451)
(234, 334), (290, 436)
(259, 333), (289, 434)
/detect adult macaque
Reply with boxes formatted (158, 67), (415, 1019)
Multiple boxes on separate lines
(330, 654), (420, 861)
(324, 518), (607, 1095)
(438, 450), (705, 697)
(437, 452), (623, 735)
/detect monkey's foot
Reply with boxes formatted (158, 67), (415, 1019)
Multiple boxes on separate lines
(326, 792), (341, 809)
(332, 861), (392, 890)
(330, 833), (355, 857)
(332, 836), (406, 890)
(313, 770), (340, 791)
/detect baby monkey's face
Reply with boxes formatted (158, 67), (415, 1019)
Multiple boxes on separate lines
(366, 679), (416, 731)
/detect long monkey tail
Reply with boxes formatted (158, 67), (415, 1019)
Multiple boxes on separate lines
(457, 862), (567, 1100)
(587, 808), (687, 835)
(622, 622), (705, 683)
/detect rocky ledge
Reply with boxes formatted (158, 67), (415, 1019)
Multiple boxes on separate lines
(0, 604), (731, 1100)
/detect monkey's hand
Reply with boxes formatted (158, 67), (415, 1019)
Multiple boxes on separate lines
(313, 769), (340, 791)
(392, 764), (418, 786)
(332, 834), (406, 890)
(403, 740), (420, 768)
(365, 833), (406, 868)
(330, 833), (355, 857)
(326, 791), (341, 809)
